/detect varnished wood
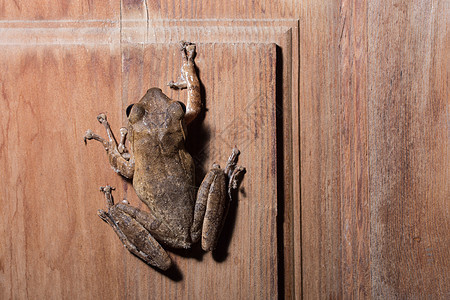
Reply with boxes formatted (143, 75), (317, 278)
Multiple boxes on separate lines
(339, 0), (370, 298)
(368, 1), (449, 297)
(300, 0), (448, 298)
(0, 44), (124, 299)
(300, 1), (342, 298)
(1, 0), (448, 299)
(0, 38), (278, 299)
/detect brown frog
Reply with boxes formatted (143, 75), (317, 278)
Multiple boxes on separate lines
(84, 42), (245, 270)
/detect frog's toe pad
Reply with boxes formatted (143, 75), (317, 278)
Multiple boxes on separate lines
(96, 113), (107, 123)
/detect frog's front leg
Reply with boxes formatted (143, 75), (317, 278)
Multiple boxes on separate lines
(168, 41), (201, 125)
(97, 186), (172, 270)
(84, 113), (135, 179)
(191, 148), (246, 251)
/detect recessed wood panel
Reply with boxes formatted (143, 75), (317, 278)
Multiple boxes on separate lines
(117, 42), (278, 299)
(0, 44), (124, 299)
(0, 40), (278, 298)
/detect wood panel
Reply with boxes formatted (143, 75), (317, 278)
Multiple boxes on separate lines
(116, 42), (279, 299)
(117, 13), (300, 298)
(300, 1), (341, 298)
(368, 1), (449, 298)
(0, 44), (124, 299)
(0, 31), (279, 298)
(300, 0), (449, 298)
(339, 0), (370, 298)
(1, 0), (448, 299)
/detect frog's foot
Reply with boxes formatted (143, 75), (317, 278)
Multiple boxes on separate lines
(96, 115), (130, 159)
(180, 40), (196, 61)
(224, 147), (246, 198)
(97, 186), (172, 270)
(99, 185), (115, 207)
(190, 147), (246, 251)
(167, 79), (187, 90)
(118, 127), (131, 160)
(84, 114), (135, 179)
(96, 113), (115, 144)
(83, 113), (115, 150)
(228, 166), (246, 198)
(84, 129), (107, 147)
(167, 42), (196, 90)
(224, 147), (240, 177)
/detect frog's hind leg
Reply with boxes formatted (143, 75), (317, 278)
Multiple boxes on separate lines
(84, 113), (135, 179)
(191, 164), (227, 251)
(191, 147), (246, 251)
(97, 186), (172, 270)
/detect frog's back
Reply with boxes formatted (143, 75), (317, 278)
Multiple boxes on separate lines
(133, 144), (196, 240)
(128, 88), (196, 241)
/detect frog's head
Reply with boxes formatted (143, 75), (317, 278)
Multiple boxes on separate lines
(126, 88), (186, 137)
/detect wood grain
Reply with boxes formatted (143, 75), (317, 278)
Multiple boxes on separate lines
(1, 0), (449, 299)
(368, 1), (449, 297)
(300, 0), (448, 298)
(0, 44), (124, 299)
(0, 0), (119, 20)
(300, 1), (342, 298)
(339, 0), (370, 298)
(0, 37), (278, 298)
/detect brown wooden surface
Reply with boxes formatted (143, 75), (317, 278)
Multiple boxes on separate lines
(1, 1), (449, 299)
(0, 18), (279, 300)
(300, 0), (449, 299)
(367, 1), (449, 297)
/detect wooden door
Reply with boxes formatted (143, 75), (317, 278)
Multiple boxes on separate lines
(1, 1), (448, 299)
(0, 2), (296, 299)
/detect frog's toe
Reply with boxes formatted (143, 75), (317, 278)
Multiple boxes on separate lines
(167, 80), (187, 90)
(96, 113), (107, 123)
(99, 185), (115, 207)
(83, 129), (107, 146)
(84, 129), (94, 142)
(185, 45), (196, 61)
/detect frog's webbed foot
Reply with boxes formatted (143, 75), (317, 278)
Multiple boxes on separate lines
(97, 185), (172, 270)
(167, 80), (187, 90)
(168, 42), (193, 90)
(83, 113), (115, 150)
(167, 41), (201, 125)
(117, 127), (131, 160)
(190, 147), (246, 251)
(84, 129), (107, 147)
(84, 114), (135, 179)
(224, 147), (246, 199)
(178, 40), (196, 64)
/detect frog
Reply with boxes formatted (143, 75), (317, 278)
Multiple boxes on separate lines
(83, 41), (245, 271)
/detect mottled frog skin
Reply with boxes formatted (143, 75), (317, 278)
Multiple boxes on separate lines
(84, 42), (245, 270)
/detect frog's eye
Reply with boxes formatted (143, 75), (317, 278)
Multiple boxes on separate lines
(126, 104), (134, 118)
(177, 101), (186, 113)
(128, 104), (145, 124)
(167, 101), (185, 120)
